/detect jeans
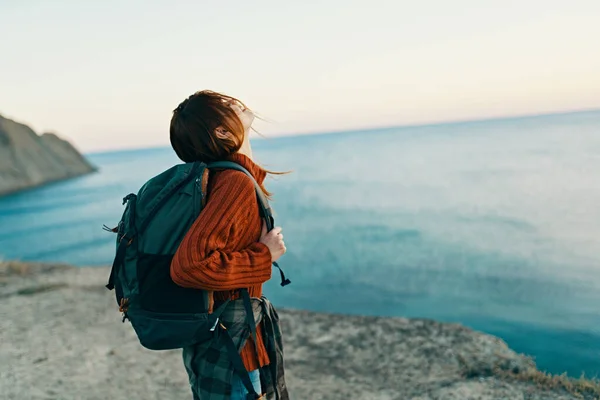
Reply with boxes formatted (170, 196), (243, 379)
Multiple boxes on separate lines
(230, 369), (262, 400)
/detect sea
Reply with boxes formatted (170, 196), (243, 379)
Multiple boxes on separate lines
(1, 110), (599, 378)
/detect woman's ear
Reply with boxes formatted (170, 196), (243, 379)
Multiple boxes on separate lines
(214, 127), (231, 140)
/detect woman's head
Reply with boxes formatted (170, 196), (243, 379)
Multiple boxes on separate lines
(170, 90), (255, 163)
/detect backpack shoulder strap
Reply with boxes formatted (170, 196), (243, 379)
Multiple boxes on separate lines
(207, 161), (274, 231)
(207, 161), (283, 399)
(207, 161), (291, 289)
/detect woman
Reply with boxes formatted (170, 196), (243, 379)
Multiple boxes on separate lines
(169, 90), (288, 400)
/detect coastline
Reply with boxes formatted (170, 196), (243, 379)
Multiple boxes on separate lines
(0, 169), (97, 198)
(1, 261), (598, 400)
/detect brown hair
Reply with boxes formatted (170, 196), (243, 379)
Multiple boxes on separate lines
(170, 90), (281, 198)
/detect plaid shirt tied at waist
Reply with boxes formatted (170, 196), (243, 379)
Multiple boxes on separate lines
(182, 295), (289, 400)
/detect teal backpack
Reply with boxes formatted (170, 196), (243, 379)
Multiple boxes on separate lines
(104, 160), (290, 396)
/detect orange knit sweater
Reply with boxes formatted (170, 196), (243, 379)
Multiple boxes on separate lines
(170, 153), (272, 371)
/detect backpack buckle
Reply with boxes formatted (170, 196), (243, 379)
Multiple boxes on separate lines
(209, 317), (220, 332)
(119, 298), (130, 323)
(119, 298), (130, 313)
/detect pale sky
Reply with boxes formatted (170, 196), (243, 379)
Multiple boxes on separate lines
(1, 0), (599, 152)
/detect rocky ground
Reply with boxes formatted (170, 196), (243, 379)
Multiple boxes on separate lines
(1, 261), (598, 400)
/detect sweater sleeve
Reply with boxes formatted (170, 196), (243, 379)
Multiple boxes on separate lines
(170, 170), (273, 290)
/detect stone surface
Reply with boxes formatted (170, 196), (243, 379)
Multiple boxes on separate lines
(0, 262), (594, 400)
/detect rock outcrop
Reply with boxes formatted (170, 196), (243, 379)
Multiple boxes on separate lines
(1, 261), (599, 400)
(0, 114), (96, 196)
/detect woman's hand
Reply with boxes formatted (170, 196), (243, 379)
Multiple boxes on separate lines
(259, 221), (286, 262)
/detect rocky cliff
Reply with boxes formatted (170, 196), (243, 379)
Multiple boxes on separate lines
(0, 114), (96, 196)
(1, 261), (599, 400)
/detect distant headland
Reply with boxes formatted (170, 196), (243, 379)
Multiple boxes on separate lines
(0, 113), (96, 196)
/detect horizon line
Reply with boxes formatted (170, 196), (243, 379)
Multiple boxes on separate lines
(85, 106), (599, 155)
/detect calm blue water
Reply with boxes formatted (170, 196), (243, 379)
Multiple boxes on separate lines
(1, 110), (599, 377)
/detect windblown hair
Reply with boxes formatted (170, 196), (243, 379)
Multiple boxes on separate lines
(170, 90), (282, 198)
